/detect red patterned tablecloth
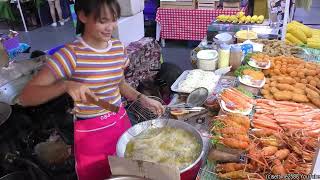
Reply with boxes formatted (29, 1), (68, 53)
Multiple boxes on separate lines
(156, 7), (247, 41)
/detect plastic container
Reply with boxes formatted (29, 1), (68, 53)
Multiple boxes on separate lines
(196, 50), (218, 71)
(215, 32), (233, 45)
(229, 45), (243, 71)
(218, 44), (230, 69)
(235, 30), (257, 43)
(241, 44), (253, 58)
(2, 36), (19, 51)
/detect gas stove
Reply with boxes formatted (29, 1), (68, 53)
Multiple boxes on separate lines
(0, 94), (76, 180)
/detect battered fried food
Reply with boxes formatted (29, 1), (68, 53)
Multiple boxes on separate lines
(273, 91), (293, 101)
(270, 87), (280, 94)
(292, 94), (309, 103)
(277, 77), (296, 84)
(276, 84), (295, 91)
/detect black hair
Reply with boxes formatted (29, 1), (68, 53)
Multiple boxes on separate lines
(156, 62), (182, 88)
(75, 0), (121, 35)
(30, 50), (46, 58)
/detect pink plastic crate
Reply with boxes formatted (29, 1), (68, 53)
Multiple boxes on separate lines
(2, 36), (20, 51)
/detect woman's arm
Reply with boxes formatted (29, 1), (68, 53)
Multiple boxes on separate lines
(119, 80), (164, 115)
(19, 66), (67, 106)
(119, 79), (141, 101)
(19, 66), (98, 106)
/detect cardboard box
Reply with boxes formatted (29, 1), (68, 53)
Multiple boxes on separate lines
(109, 156), (180, 180)
(160, 0), (197, 9)
(117, 0), (144, 17)
(112, 12), (145, 47)
(197, 0), (219, 9)
(223, 1), (240, 10)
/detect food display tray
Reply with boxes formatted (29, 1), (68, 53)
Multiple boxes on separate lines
(220, 99), (253, 116)
(171, 70), (221, 94)
(238, 76), (266, 88)
(248, 59), (271, 69)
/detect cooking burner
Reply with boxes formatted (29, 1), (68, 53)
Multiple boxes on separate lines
(34, 133), (71, 166)
(0, 95), (76, 180)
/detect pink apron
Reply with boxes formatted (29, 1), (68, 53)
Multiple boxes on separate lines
(74, 105), (131, 180)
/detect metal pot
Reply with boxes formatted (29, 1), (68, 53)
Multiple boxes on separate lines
(0, 102), (11, 126)
(0, 74), (32, 105)
(106, 175), (150, 180)
(0, 55), (46, 105)
(116, 119), (205, 180)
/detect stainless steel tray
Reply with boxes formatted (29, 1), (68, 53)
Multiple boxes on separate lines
(171, 70), (220, 94)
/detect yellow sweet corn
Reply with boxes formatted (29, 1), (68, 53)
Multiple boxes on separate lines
(286, 33), (304, 45)
(307, 38), (320, 49)
(291, 21), (312, 38)
(307, 38), (320, 44)
(287, 26), (307, 43)
(285, 39), (293, 45)
(287, 23), (295, 32)
(312, 29), (320, 38)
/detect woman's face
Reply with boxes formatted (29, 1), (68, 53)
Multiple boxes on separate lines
(80, 5), (117, 42)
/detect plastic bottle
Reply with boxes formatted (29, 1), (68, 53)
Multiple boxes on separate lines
(229, 45), (243, 71)
(218, 44), (230, 69)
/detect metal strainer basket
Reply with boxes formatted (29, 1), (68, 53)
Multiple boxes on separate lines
(126, 96), (171, 139)
(127, 96), (168, 124)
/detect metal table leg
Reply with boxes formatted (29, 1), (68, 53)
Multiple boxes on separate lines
(17, 0), (28, 32)
(161, 39), (166, 48)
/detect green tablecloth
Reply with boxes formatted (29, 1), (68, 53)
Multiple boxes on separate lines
(0, 1), (16, 21)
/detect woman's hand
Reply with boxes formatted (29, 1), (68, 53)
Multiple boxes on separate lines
(64, 80), (98, 103)
(139, 95), (165, 116)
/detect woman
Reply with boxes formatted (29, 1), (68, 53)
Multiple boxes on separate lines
(48, 0), (65, 27)
(19, 0), (164, 179)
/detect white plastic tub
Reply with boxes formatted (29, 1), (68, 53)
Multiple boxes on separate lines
(196, 50), (218, 71)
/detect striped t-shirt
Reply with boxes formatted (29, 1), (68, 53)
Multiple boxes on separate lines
(46, 38), (128, 119)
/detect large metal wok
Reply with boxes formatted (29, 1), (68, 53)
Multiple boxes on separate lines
(116, 119), (205, 180)
(0, 102), (11, 126)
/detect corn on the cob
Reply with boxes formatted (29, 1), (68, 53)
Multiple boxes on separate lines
(291, 21), (312, 38)
(287, 23), (295, 32)
(285, 39), (293, 45)
(312, 29), (320, 38)
(287, 26), (307, 43)
(286, 33), (304, 45)
(308, 37), (320, 41)
(307, 38), (320, 49)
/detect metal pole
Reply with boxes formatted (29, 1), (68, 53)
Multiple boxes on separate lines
(17, 0), (28, 32)
(289, 0), (296, 21)
(281, 0), (290, 41)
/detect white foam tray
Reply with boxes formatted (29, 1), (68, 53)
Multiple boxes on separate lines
(248, 58), (271, 70)
(171, 70), (221, 94)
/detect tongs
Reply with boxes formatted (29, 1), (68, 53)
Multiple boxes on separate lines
(166, 104), (206, 112)
(165, 87), (209, 113)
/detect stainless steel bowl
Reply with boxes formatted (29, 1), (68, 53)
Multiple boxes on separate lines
(116, 119), (205, 174)
(0, 102), (11, 126)
(106, 175), (150, 180)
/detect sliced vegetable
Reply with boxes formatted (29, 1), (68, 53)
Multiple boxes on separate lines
(236, 86), (254, 98)
(234, 65), (259, 77)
